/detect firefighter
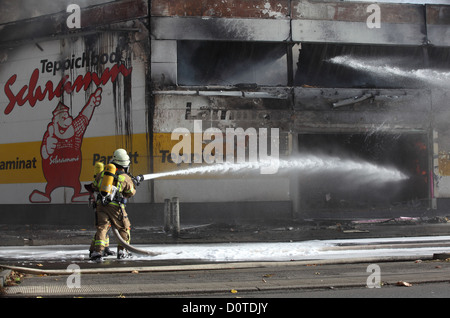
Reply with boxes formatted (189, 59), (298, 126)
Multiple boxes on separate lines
(85, 162), (115, 258)
(89, 148), (139, 261)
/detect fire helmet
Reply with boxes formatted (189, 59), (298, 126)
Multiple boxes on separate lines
(111, 148), (130, 168)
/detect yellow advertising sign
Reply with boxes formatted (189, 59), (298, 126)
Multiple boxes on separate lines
(153, 132), (205, 176)
(80, 133), (150, 180)
(0, 133), (150, 184)
(152, 132), (257, 180)
(0, 141), (43, 183)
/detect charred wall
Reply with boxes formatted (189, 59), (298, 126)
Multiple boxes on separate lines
(151, 0), (450, 219)
(296, 133), (429, 212)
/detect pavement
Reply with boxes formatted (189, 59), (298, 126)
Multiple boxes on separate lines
(2, 257), (450, 297)
(1, 216), (450, 300)
(1, 215), (450, 246)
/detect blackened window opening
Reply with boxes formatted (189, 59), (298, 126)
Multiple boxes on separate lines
(294, 43), (450, 89)
(296, 133), (429, 212)
(178, 41), (288, 86)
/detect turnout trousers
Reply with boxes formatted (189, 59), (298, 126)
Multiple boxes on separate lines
(92, 202), (131, 253)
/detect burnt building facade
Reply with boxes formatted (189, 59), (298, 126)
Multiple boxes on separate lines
(0, 0), (449, 225)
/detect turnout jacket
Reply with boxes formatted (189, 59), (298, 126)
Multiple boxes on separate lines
(92, 166), (136, 206)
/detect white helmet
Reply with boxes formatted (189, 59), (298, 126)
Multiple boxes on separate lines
(111, 148), (130, 168)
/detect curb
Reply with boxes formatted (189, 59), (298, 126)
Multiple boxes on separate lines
(433, 252), (450, 260)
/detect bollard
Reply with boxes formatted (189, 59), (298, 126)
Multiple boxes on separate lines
(163, 198), (172, 233)
(171, 197), (180, 238)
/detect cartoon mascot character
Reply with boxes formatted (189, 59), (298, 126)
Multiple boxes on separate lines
(29, 87), (102, 203)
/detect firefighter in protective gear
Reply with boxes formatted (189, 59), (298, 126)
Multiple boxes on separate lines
(85, 162), (115, 258)
(89, 148), (137, 261)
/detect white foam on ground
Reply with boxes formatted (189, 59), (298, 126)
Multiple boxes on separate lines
(1, 236), (450, 262)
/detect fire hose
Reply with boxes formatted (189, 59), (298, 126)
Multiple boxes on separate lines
(110, 175), (162, 256)
(111, 226), (161, 256)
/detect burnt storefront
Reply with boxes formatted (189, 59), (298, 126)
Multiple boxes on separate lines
(150, 0), (450, 221)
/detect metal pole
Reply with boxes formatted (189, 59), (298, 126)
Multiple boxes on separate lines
(164, 198), (172, 233)
(171, 197), (180, 238)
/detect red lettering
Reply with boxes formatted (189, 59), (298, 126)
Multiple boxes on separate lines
(30, 70), (67, 106)
(26, 69), (39, 106)
(71, 73), (92, 93)
(3, 64), (132, 115)
(4, 74), (18, 114)
(91, 64), (133, 86)
(54, 76), (68, 98)
(4, 75), (29, 114)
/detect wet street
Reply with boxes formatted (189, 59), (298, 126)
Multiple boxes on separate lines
(2, 221), (450, 301)
(1, 235), (450, 265)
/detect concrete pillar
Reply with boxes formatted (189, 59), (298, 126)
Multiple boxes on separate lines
(171, 197), (180, 238)
(164, 198), (172, 233)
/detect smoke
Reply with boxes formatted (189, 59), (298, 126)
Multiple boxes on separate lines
(328, 55), (450, 89)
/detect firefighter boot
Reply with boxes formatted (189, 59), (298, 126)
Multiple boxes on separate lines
(117, 249), (132, 259)
(103, 247), (116, 257)
(90, 251), (103, 262)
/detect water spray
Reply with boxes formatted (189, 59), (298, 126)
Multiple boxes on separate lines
(140, 155), (408, 183)
(122, 155), (409, 257)
(327, 55), (450, 88)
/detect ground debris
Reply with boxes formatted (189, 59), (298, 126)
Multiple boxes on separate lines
(396, 281), (413, 287)
(4, 270), (25, 287)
